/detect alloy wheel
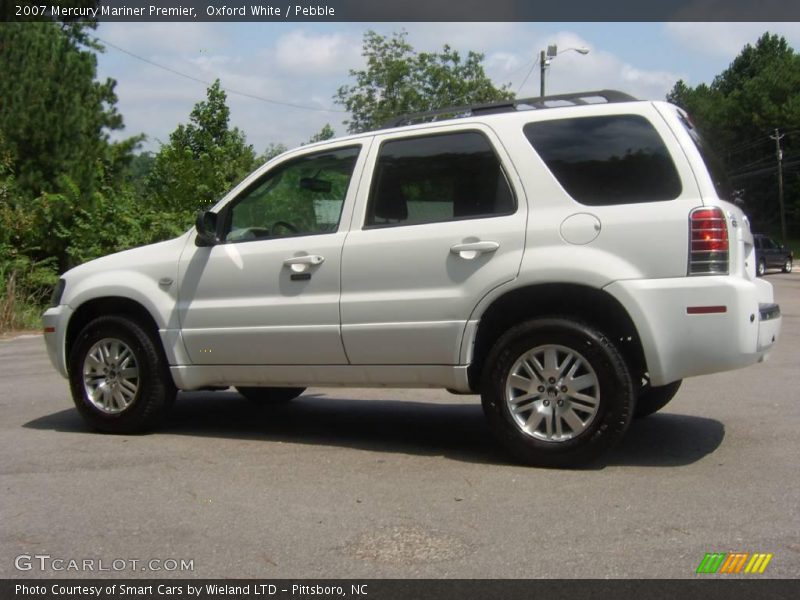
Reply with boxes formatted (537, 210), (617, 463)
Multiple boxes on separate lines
(504, 344), (600, 442)
(82, 338), (140, 413)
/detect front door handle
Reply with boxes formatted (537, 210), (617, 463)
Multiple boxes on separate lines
(283, 255), (325, 273)
(450, 241), (500, 260)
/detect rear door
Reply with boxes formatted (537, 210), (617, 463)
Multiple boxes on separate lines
(339, 125), (527, 365)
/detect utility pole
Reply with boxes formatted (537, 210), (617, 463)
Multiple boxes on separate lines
(770, 129), (787, 246)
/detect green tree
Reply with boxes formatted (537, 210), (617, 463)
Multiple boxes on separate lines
(145, 80), (258, 214)
(260, 142), (288, 163)
(667, 33), (800, 234)
(0, 21), (133, 202)
(335, 31), (513, 133)
(307, 123), (335, 144)
(0, 16), (143, 312)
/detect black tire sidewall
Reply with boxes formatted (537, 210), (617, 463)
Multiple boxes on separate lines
(68, 315), (173, 433)
(634, 379), (682, 418)
(481, 318), (634, 467)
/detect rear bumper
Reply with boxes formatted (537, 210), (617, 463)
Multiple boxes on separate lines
(604, 276), (780, 386)
(757, 302), (781, 352)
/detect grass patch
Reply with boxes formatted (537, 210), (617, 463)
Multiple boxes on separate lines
(0, 270), (48, 333)
(0, 297), (43, 332)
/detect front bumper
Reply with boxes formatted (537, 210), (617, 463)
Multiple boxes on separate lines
(605, 276), (781, 386)
(42, 304), (73, 378)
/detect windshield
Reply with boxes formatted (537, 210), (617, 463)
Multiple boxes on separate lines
(676, 110), (734, 202)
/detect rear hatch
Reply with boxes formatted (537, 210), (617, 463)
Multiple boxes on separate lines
(658, 103), (756, 280)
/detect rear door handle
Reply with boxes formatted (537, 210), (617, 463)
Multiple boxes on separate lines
(450, 241), (500, 260)
(283, 255), (325, 273)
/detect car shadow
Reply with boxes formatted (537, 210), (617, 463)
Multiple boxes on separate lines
(24, 391), (725, 469)
(603, 412), (725, 468)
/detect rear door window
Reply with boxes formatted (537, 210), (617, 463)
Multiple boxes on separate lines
(365, 131), (515, 228)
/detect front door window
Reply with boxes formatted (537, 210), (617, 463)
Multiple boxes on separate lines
(224, 146), (360, 242)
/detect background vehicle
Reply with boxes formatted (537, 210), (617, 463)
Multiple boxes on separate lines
(43, 91), (781, 467)
(753, 234), (793, 275)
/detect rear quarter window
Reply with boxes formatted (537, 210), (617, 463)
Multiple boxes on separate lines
(523, 115), (682, 206)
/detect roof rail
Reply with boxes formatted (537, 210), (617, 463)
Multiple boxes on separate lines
(379, 90), (639, 129)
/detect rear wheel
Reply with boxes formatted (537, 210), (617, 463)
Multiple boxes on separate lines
(236, 386), (306, 404)
(68, 315), (176, 433)
(757, 259), (766, 277)
(783, 258), (793, 273)
(634, 379), (682, 418)
(481, 318), (634, 468)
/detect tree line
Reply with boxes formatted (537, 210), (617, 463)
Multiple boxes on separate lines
(1, 20), (798, 331)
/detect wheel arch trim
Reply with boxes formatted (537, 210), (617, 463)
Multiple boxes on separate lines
(462, 281), (648, 391)
(65, 289), (188, 371)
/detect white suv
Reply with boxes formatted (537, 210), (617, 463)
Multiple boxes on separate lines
(43, 91), (781, 467)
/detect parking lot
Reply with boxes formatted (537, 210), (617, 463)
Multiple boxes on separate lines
(1, 272), (798, 579)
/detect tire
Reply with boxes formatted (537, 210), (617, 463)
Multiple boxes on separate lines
(68, 315), (176, 433)
(481, 318), (634, 468)
(634, 379), (682, 418)
(236, 386), (306, 404)
(783, 258), (793, 273)
(757, 259), (766, 277)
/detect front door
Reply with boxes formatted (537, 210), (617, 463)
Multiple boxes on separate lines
(178, 144), (365, 365)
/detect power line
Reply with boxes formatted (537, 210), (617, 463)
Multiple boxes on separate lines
(735, 154), (774, 171)
(724, 137), (770, 155)
(729, 158), (800, 180)
(502, 57), (535, 87)
(516, 54), (541, 95)
(724, 127), (800, 155)
(94, 35), (345, 114)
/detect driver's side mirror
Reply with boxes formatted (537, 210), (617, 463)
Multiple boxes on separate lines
(195, 210), (219, 247)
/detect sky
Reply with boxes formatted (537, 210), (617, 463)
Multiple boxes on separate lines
(93, 22), (800, 154)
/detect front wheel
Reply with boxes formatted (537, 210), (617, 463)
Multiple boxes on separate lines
(757, 259), (766, 277)
(481, 318), (634, 468)
(783, 258), (793, 273)
(634, 379), (682, 418)
(68, 315), (176, 433)
(236, 386), (306, 404)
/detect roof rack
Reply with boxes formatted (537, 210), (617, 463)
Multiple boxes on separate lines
(379, 90), (638, 130)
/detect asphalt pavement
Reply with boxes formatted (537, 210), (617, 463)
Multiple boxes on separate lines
(1, 273), (798, 579)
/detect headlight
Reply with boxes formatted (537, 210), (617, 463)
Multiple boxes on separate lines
(50, 279), (66, 307)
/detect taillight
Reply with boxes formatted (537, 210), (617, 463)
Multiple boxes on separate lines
(689, 207), (729, 275)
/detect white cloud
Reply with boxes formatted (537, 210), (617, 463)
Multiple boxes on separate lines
(665, 22), (800, 60)
(97, 24), (349, 153)
(274, 30), (361, 75)
(507, 32), (683, 101)
(486, 51), (522, 75)
(403, 22), (535, 54)
(99, 22), (229, 56)
(96, 23), (694, 155)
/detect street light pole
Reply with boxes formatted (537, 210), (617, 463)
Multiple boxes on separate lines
(539, 49), (547, 97)
(538, 45), (589, 98)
